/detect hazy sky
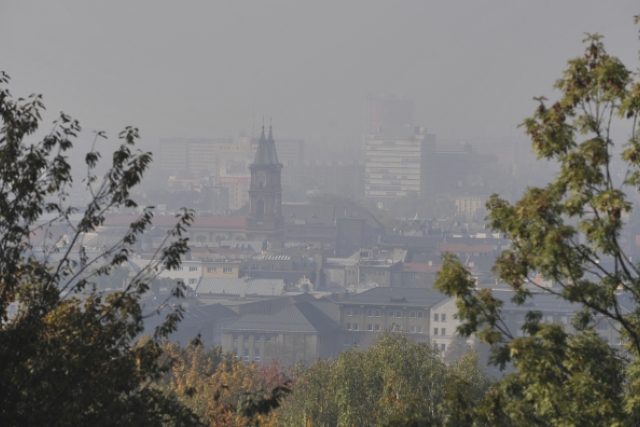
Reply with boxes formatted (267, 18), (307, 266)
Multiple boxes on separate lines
(2, 1), (639, 159)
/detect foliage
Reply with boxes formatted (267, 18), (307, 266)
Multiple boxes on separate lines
(271, 334), (489, 426)
(163, 342), (290, 427)
(0, 72), (200, 425)
(436, 22), (640, 426)
(440, 351), (492, 427)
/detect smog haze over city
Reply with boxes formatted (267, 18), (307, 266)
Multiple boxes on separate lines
(3, 2), (640, 425)
(3, 1), (638, 157)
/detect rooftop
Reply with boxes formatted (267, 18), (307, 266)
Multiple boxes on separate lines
(336, 287), (447, 308)
(196, 277), (286, 297)
(223, 300), (340, 334)
(104, 214), (248, 230)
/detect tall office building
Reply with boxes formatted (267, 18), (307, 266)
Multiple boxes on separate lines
(364, 128), (435, 201)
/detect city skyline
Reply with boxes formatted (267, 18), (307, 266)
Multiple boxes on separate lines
(3, 1), (638, 159)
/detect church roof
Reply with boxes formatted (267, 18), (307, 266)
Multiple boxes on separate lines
(252, 126), (281, 166)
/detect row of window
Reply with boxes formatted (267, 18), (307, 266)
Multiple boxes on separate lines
(346, 323), (426, 334)
(235, 349), (262, 363)
(346, 308), (425, 318)
(433, 328), (446, 336)
(207, 266), (234, 273)
(175, 265), (234, 273)
(232, 335), (273, 343)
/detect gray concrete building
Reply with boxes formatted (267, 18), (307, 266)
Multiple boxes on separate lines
(364, 128), (435, 202)
(335, 287), (447, 349)
(221, 299), (341, 366)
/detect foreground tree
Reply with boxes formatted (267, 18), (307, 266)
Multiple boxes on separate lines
(0, 72), (200, 425)
(436, 19), (640, 426)
(163, 342), (290, 427)
(271, 334), (489, 426)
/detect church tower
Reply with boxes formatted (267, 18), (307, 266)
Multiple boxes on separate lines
(248, 125), (283, 239)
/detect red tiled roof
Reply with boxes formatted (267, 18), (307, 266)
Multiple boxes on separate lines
(192, 216), (247, 229)
(403, 262), (440, 273)
(104, 214), (247, 230)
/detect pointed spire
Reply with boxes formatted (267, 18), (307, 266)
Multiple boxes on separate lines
(268, 117), (273, 141)
(252, 116), (280, 166)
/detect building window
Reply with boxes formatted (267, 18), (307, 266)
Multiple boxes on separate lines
(418, 311), (423, 318)
(374, 309), (381, 317)
(207, 266), (216, 273)
(441, 313), (446, 322)
(347, 309), (353, 317)
(440, 343), (446, 352)
(223, 266), (233, 273)
(368, 323), (373, 331)
(441, 328), (446, 336)
(346, 322), (351, 330)
(409, 311), (416, 318)
(374, 324), (380, 331)
(434, 313), (439, 322)
(353, 323), (359, 331)
(189, 266), (198, 272)
(434, 328), (438, 335)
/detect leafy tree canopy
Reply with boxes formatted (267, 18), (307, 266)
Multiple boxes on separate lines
(436, 19), (640, 426)
(0, 71), (200, 426)
(272, 334), (489, 427)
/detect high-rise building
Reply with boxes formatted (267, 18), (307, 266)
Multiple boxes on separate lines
(364, 128), (435, 201)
